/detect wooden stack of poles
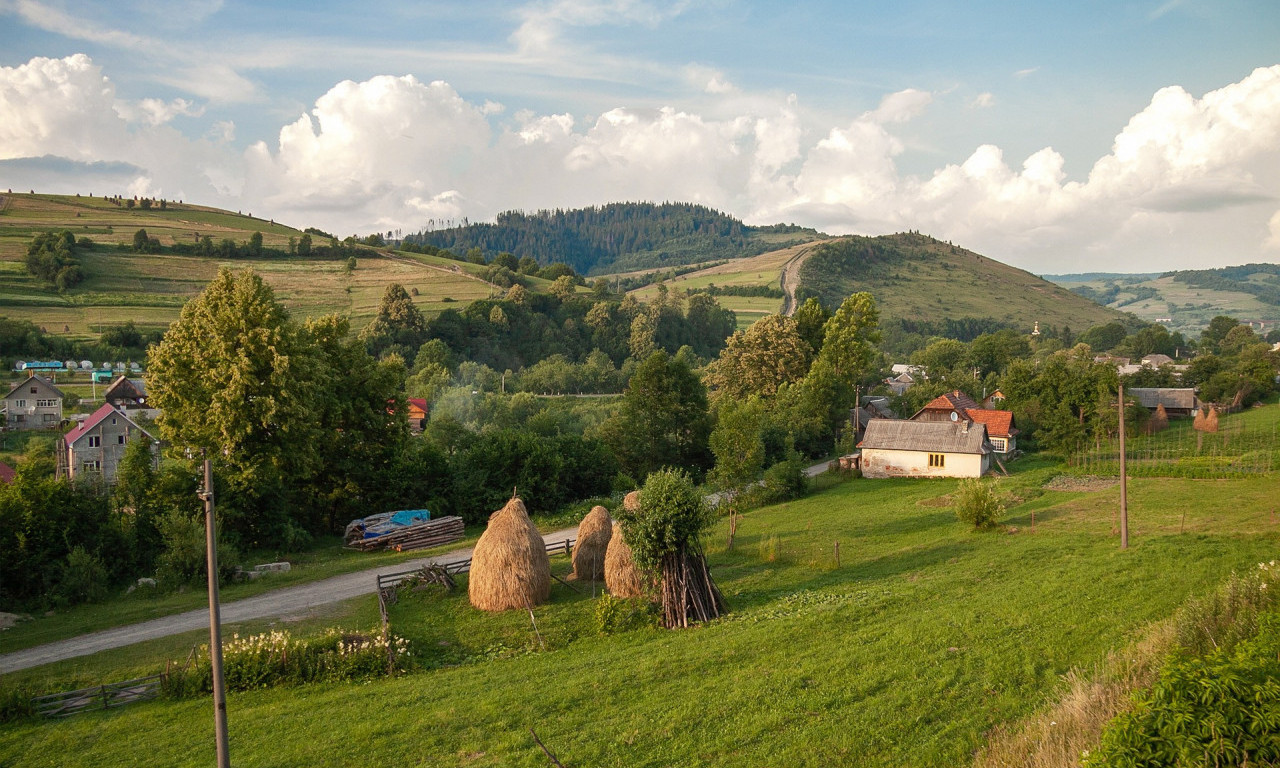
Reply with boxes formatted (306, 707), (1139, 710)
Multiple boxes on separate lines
(349, 516), (465, 552)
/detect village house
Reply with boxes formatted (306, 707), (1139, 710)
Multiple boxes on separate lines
(908, 390), (1018, 455)
(858, 419), (993, 478)
(3, 374), (64, 430)
(406, 398), (429, 432)
(980, 389), (1006, 409)
(103, 376), (150, 409)
(1128, 387), (1200, 417)
(62, 403), (158, 482)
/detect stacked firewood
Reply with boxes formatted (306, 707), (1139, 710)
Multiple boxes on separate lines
(349, 516), (465, 552)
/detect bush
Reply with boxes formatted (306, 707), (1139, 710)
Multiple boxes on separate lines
(953, 478), (1004, 530)
(55, 546), (110, 606)
(594, 594), (656, 635)
(154, 509), (239, 588)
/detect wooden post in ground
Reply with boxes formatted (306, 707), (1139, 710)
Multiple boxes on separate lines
(834, 540), (841, 568)
(201, 456), (230, 768)
(1118, 384), (1129, 550)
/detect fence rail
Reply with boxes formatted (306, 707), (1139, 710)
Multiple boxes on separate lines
(32, 674), (164, 718)
(375, 537), (575, 592)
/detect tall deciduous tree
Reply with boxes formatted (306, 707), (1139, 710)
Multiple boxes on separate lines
(147, 267), (320, 547)
(600, 350), (712, 480)
(704, 315), (813, 401)
(361, 283), (427, 358)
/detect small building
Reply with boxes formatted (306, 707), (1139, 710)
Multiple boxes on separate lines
(886, 371), (917, 396)
(103, 376), (149, 409)
(407, 398), (429, 431)
(3, 374), (64, 430)
(1140, 354), (1174, 368)
(980, 389), (1007, 409)
(62, 403), (158, 482)
(967, 409), (1019, 455)
(858, 419), (993, 479)
(1128, 388), (1199, 416)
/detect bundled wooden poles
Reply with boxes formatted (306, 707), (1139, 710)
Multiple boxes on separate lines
(658, 546), (725, 629)
(348, 516), (465, 552)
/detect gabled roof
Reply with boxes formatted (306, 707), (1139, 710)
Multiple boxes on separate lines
(967, 409), (1018, 438)
(4, 373), (65, 400)
(1141, 354), (1174, 367)
(1129, 388), (1199, 410)
(407, 398), (429, 412)
(64, 403), (154, 446)
(104, 376), (147, 399)
(921, 390), (980, 413)
(859, 419), (991, 455)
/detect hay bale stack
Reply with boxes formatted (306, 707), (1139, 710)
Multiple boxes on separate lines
(571, 505), (612, 581)
(1204, 407), (1219, 432)
(604, 520), (646, 598)
(468, 497), (550, 612)
(1147, 403), (1169, 435)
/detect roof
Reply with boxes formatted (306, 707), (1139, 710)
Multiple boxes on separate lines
(1141, 354), (1175, 367)
(104, 376), (147, 399)
(859, 419), (991, 455)
(967, 409), (1018, 438)
(4, 373), (65, 400)
(1129, 388), (1199, 410)
(407, 398), (429, 412)
(64, 403), (154, 446)
(920, 390), (980, 413)
(0, 461), (14, 484)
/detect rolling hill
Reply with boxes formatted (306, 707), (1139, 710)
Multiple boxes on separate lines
(0, 193), (504, 341)
(1045, 266), (1280, 336)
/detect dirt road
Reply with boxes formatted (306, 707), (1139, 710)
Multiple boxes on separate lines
(778, 244), (819, 316)
(0, 527), (578, 675)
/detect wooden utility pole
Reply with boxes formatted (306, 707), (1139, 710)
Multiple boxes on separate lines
(201, 456), (230, 768)
(1118, 384), (1129, 550)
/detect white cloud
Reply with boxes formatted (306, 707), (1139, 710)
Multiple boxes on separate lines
(970, 92), (995, 109)
(1014, 67), (1040, 78)
(868, 88), (933, 123)
(116, 97), (203, 126)
(1267, 210), (1280, 250)
(510, 0), (687, 55)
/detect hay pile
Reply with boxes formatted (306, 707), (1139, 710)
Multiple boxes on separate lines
(468, 497), (550, 612)
(1147, 403), (1169, 435)
(605, 493), (646, 598)
(571, 505), (612, 581)
(1193, 407), (1219, 433)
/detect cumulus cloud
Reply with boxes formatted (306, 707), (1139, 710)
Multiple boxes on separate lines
(5, 54), (1280, 271)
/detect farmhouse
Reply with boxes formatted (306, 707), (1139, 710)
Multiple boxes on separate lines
(967, 409), (1019, 454)
(103, 376), (150, 409)
(1128, 387), (1199, 417)
(62, 403), (158, 481)
(858, 419), (993, 478)
(909, 390), (981, 423)
(906, 390), (1018, 455)
(407, 398), (429, 431)
(3, 374), (64, 430)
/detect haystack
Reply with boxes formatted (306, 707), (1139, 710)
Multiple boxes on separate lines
(468, 497), (550, 612)
(604, 520), (646, 598)
(571, 505), (612, 581)
(1147, 403), (1169, 435)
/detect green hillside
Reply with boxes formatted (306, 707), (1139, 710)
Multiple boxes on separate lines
(1046, 266), (1280, 336)
(799, 233), (1128, 335)
(406, 202), (823, 276)
(0, 193), (502, 340)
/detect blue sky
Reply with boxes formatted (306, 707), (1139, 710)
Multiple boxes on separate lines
(2, 0), (1280, 272)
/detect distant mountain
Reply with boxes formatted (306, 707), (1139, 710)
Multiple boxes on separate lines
(798, 233), (1129, 346)
(404, 202), (822, 276)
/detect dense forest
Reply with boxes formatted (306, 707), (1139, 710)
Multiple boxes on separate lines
(404, 202), (817, 275)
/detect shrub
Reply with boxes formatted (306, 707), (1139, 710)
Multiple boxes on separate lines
(953, 478), (1004, 530)
(55, 546), (110, 606)
(594, 594), (656, 635)
(154, 508), (239, 588)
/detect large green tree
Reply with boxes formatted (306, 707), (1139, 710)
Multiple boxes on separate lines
(600, 350), (713, 480)
(704, 315), (813, 401)
(361, 283), (428, 358)
(147, 268), (321, 547)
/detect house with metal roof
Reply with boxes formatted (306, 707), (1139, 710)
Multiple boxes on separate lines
(1128, 388), (1199, 416)
(3, 374), (64, 430)
(103, 376), (150, 409)
(62, 403), (158, 481)
(858, 419), (993, 478)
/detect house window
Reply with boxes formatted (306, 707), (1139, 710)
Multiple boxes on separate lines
(928, 453), (945, 468)
(36, 399), (56, 407)
(990, 438), (1006, 451)
(14, 399), (25, 408)
(118, 435), (126, 444)
(42, 414), (56, 423)
(13, 414), (24, 423)
(29, 387), (37, 394)
(88, 435), (101, 448)
(82, 460), (101, 472)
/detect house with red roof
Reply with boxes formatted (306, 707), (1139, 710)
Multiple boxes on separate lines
(406, 398), (429, 431)
(909, 390), (1018, 455)
(62, 403), (158, 481)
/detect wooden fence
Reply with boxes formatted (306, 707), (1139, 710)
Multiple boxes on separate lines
(374, 537), (575, 592)
(32, 674), (164, 718)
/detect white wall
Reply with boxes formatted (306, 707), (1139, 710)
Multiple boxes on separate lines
(861, 448), (987, 479)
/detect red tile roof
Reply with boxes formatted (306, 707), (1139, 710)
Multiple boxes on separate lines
(407, 398), (429, 413)
(921, 390), (981, 413)
(967, 409), (1017, 438)
(65, 403), (152, 446)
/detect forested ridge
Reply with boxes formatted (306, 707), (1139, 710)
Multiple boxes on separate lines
(1169, 263), (1280, 307)
(405, 202), (817, 275)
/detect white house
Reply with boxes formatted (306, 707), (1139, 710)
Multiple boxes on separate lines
(3, 374), (64, 430)
(858, 419), (993, 479)
(62, 403), (158, 481)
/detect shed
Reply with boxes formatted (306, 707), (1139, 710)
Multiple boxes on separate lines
(1128, 388), (1199, 416)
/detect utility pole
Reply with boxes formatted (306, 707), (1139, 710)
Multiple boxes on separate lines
(201, 455), (231, 767)
(1118, 383), (1129, 550)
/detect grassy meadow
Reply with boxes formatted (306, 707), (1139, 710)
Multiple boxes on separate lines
(0, 194), (502, 339)
(1046, 273), (1280, 336)
(3, 435), (1279, 766)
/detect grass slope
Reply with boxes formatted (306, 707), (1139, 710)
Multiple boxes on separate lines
(4, 444), (1278, 766)
(1045, 271), (1280, 336)
(0, 194), (500, 339)
(800, 233), (1126, 332)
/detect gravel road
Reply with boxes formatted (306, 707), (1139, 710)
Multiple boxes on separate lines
(0, 527), (578, 674)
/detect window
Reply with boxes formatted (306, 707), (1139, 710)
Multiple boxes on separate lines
(990, 438), (1006, 451)
(36, 399), (56, 407)
(13, 414), (24, 423)
(29, 387), (37, 394)
(82, 460), (101, 472)
(118, 435), (126, 444)
(14, 399), (25, 408)
(88, 435), (101, 448)
(928, 453), (945, 468)
(42, 414), (56, 423)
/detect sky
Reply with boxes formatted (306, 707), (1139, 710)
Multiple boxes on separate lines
(2, 0), (1279, 274)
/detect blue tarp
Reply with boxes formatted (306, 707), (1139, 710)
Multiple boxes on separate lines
(389, 509), (431, 526)
(353, 509), (433, 540)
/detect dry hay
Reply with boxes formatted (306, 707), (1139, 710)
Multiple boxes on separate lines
(622, 490), (641, 513)
(571, 505), (613, 581)
(605, 520), (647, 598)
(1147, 403), (1169, 435)
(468, 497), (551, 612)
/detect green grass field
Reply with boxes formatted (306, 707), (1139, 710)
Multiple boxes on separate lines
(0, 194), (502, 339)
(3, 438), (1278, 766)
(1045, 273), (1280, 336)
